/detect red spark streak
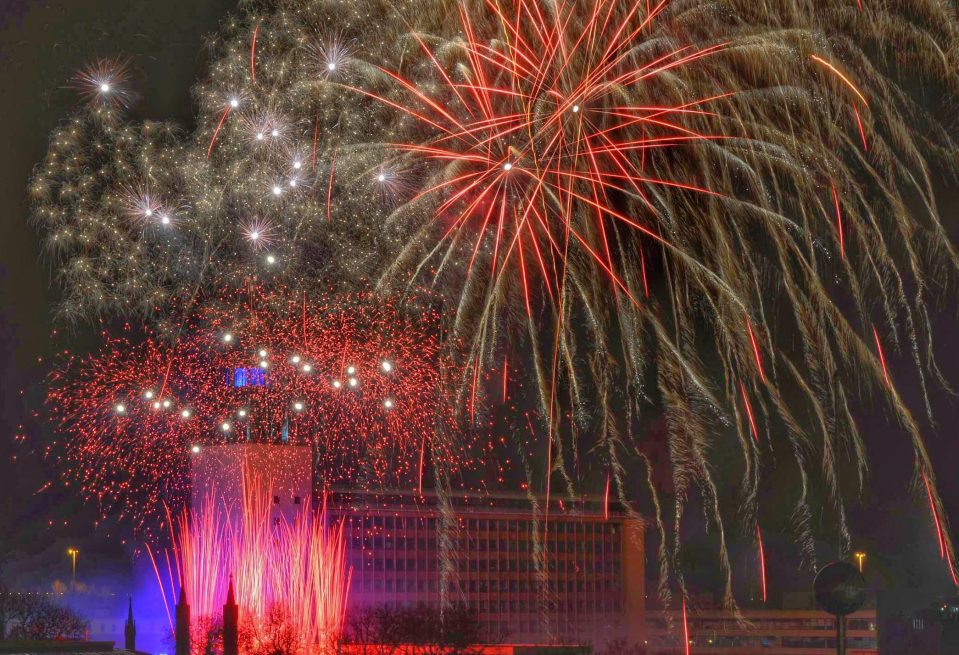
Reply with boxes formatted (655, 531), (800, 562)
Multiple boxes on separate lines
(502, 356), (509, 402)
(640, 246), (650, 298)
(854, 106), (869, 151)
(682, 598), (691, 655)
(873, 326), (891, 388)
(949, 547), (959, 587)
(604, 472), (611, 520)
(757, 524), (768, 603)
(206, 107), (232, 160)
(832, 185), (845, 260)
(924, 472), (946, 558)
(746, 319), (767, 384)
(740, 381), (758, 441)
(250, 23), (259, 84)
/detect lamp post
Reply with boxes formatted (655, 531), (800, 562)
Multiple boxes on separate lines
(854, 552), (866, 573)
(66, 548), (78, 582)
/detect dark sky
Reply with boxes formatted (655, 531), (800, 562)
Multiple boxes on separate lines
(0, 0), (236, 587)
(0, 0), (958, 614)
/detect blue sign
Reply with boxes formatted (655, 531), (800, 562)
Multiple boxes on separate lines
(229, 367), (269, 387)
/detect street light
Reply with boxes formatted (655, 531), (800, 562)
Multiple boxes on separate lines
(66, 548), (78, 581)
(854, 551), (866, 573)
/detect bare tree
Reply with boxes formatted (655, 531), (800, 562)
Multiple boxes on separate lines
(0, 586), (31, 640)
(5, 594), (87, 641)
(344, 604), (484, 655)
(241, 605), (304, 655)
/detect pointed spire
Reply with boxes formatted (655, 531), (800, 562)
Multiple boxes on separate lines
(178, 585), (187, 605)
(124, 596), (136, 652)
(222, 574), (239, 655)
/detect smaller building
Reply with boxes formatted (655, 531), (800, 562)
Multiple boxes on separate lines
(646, 607), (878, 654)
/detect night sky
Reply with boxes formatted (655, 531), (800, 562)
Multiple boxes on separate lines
(1, 0), (959, 618)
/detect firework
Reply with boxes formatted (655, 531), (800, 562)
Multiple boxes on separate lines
(356, 0), (959, 603)
(47, 288), (466, 537)
(71, 57), (135, 111)
(30, 0), (959, 605)
(149, 466), (350, 655)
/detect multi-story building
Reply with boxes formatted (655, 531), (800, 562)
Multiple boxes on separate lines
(645, 607), (878, 654)
(189, 443), (645, 647)
(326, 488), (644, 646)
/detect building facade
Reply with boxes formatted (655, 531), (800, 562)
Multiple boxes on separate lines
(327, 489), (644, 646)
(189, 443), (644, 647)
(646, 608), (878, 654)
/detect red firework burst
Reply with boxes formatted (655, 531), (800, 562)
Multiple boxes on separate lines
(47, 288), (465, 538)
(359, 0), (728, 309)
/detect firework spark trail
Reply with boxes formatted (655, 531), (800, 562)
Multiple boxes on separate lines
(746, 319), (767, 384)
(207, 106), (233, 159)
(924, 472), (946, 558)
(757, 524), (767, 603)
(604, 472), (611, 520)
(153, 468), (350, 655)
(832, 185), (845, 260)
(251, 23), (259, 84)
(740, 381), (758, 441)
(810, 55), (870, 106)
(873, 327), (891, 388)
(854, 107), (868, 151)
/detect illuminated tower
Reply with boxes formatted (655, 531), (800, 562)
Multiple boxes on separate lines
(174, 586), (190, 655)
(223, 577), (239, 655)
(124, 597), (136, 652)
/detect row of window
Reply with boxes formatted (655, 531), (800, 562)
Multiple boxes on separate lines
(351, 576), (623, 596)
(339, 614), (614, 639)
(662, 616), (876, 632)
(351, 584), (623, 615)
(654, 635), (878, 649)
(353, 576), (622, 603)
(350, 556), (620, 577)
(346, 535), (620, 555)
(332, 514), (620, 535)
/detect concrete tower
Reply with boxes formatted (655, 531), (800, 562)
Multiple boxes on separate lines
(175, 586), (190, 655)
(190, 443), (312, 527)
(123, 596), (136, 652)
(223, 576), (239, 655)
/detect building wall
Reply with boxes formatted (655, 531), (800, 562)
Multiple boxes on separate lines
(646, 608), (878, 654)
(327, 491), (644, 647)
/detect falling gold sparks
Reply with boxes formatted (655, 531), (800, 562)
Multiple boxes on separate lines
(29, 0), (959, 607)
